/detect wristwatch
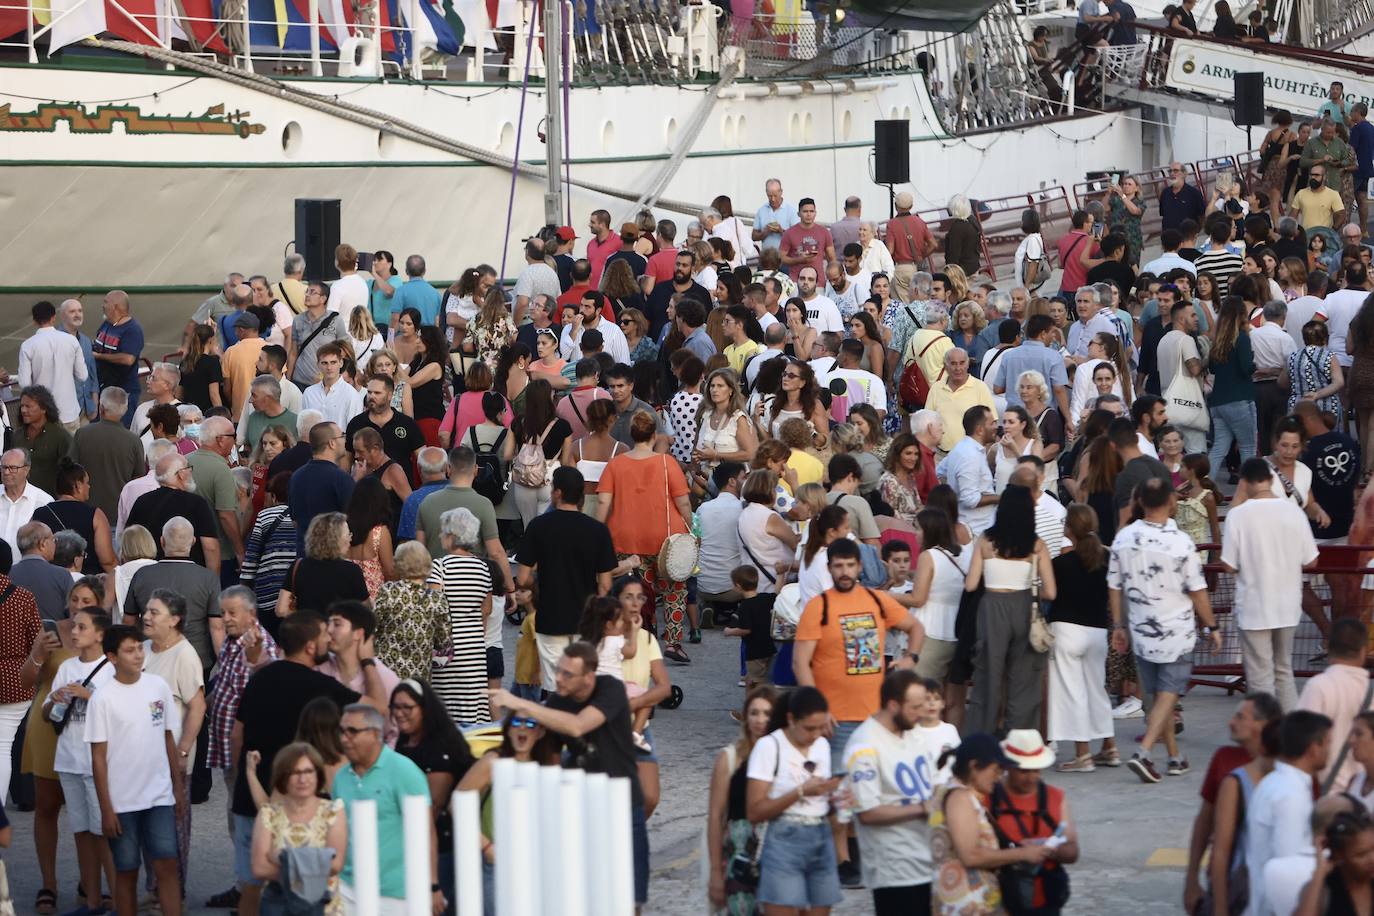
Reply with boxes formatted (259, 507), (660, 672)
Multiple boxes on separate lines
(360, 658), (377, 669)
(1200, 626), (1214, 637)
(431, 883), (442, 894)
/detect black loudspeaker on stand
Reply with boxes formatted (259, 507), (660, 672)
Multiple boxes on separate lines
(874, 119), (910, 218)
(1233, 72), (1265, 147)
(295, 198), (342, 280)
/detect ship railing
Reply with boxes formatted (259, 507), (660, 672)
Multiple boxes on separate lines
(1068, 155), (1249, 251)
(903, 185), (1075, 282)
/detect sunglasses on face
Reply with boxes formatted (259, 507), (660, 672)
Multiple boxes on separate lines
(509, 717), (539, 729)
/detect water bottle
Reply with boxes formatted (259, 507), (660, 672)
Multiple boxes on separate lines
(48, 694), (68, 725)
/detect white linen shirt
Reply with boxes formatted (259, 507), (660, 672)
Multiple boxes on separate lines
(1221, 497), (1318, 631)
(18, 326), (88, 424)
(560, 318), (630, 365)
(0, 482), (53, 559)
(935, 436), (996, 536)
(301, 378), (364, 429)
(1245, 761), (1315, 916)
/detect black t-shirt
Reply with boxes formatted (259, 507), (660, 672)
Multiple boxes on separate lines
(233, 660), (359, 816)
(517, 510), (617, 636)
(733, 594), (778, 661)
(603, 251), (647, 283)
(1085, 259), (1136, 304)
(267, 441), (313, 481)
(554, 253), (575, 291)
(286, 557), (370, 615)
(546, 675), (643, 807)
(346, 410), (424, 472)
(645, 281), (710, 341)
(1114, 455), (1173, 509)
(179, 354), (224, 412)
(1048, 551), (1110, 628)
(126, 487), (220, 566)
(513, 416), (573, 459)
(1139, 318), (1169, 395)
(395, 735), (474, 851)
(1304, 431), (1361, 539)
(1178, 247), (1202, 263)
(1273, 237), (1307, 265)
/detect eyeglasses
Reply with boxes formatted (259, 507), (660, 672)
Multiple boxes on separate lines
(290, 766), (317, 778)
(337, 726), (377, 738)
(782, 372), (802, 380)
(509, 717), (539, 729)
(0, 465), (26, 472)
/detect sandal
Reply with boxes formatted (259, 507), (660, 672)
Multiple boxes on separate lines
(1056, 754), (1096, 773)
(1092, 748), (1122, 767)
(36, 888), (57, 915)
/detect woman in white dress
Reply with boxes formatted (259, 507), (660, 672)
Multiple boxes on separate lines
(694, 368), (757, 470)
(988, 406), (1043, 493)
(704, 196), (757, 268)
(857, 221), (895, 277)
(906, 507), (969, 685)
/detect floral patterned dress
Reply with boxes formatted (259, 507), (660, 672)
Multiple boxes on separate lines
(260, 798), (345, 916)
(372, 579), (451, 682)
(352, 526), (386, 599)
(878, 470), (923, 527)
(1108, 192), (1145, 266)
(466, 314), (517, 372)
(931, 783), (1005, 915)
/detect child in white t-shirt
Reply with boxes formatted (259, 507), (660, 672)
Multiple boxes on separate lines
(881, 541), (915, 662)
(46, 607), (116, 915)
(917, 678), (962, 785)
(581, 596), (651, 750)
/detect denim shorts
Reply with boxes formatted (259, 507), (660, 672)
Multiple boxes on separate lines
(109, 805), (178, 873)
(756, 819), (842, 909)
(1135, 655), (1193, 697)
(234, 812), (263, 886)
(639, 725), (659, 764)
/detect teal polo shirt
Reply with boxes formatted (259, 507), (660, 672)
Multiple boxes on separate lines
(332, 745), (431, 899)
(394, 278), (443, 328)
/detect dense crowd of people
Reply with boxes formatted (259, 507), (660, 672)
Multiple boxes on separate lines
(0, 150), (1372, 916)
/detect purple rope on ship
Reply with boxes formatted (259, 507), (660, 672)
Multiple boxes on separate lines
(498, 0), (542, 283)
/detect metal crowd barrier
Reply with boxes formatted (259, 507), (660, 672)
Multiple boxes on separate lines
(1188, 544), (1374, 693)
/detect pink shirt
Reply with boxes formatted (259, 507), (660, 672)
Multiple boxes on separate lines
(439, 391), (514, 444)
(317, 656), (402, 744)
(647, 248), (679, 285)
(1297, 662), (1373, 792)
(586, 234), (621, 287)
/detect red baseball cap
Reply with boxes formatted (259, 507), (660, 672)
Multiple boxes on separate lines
(555, 226), (577, 242)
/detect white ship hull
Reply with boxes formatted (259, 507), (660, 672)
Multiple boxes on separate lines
(0, 62), (1188, 289)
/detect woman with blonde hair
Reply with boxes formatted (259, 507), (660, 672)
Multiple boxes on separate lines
(366, 348), (414, 416)
(944, 264), (971, 306)
(618, 306), (658, 365)
(691, 239), (719, 292)
(275, 512), (369, 619)
(114, 524), (157, 611)
(347, 305), (385, 367)
(694, 367), (757, 469)
(1280, 256), (1309, 302)
(948, 301), (990, 375)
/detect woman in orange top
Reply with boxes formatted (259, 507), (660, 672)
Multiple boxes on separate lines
(597, 410), (694, 663)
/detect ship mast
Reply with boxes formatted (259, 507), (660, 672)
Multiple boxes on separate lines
(543, 0), (565, 226)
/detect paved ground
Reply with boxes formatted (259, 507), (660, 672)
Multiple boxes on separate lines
(6, 616), (1247, 915)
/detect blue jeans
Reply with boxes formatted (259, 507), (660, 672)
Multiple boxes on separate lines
(757, 820), (842, 909)
(109, 806), (177, 873)
(1208, 400), (1257, 481)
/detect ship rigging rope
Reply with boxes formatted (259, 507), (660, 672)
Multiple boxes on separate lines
(88, 37), (730, 220)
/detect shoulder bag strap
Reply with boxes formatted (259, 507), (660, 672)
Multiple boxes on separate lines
(1323, 676), (1374, 794)
(296, 311), (338, 357)
(537, 418), (558, 446)
(737, 517), (777, 585)
(568, 391), (588, 428)
(0, 582), (17, 606)
(896, 216), (920, 262)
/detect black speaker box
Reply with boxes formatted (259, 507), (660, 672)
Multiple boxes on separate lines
(1233, 72), (1265, 126)
(295, 198), (341, 280)
(874, 120), (910, 185)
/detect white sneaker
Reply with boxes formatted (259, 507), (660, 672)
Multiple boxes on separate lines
(1112, 697), (1144, 719)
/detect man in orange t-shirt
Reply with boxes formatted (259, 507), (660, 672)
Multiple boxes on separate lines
(794, 539), (923, 762)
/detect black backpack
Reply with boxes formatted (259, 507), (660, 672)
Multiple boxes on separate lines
(468, 426), (509, 506)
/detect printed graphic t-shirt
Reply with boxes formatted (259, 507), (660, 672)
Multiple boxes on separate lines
(84, 673), (180, 813)
(795, 586), (906, 723)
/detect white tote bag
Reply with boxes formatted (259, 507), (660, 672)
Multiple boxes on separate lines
(1164, 337), (1209, 432)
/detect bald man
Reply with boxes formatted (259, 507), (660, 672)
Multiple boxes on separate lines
(125, 452), (221, 570)
(60, 298), (101, 421)
(92, 289), (145, 426)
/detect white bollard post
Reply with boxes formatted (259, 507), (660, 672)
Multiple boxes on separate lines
(513, 761), (541, 914)
(583, 773), (610, 915)
(349, 799), (381, 916)
(536, 765), (564, 915)
(506, 787), (535, 916)
(403, 795), (432, 916)
(557, 773), (587, 916)
(606, 777), (635, 916)
(492, 758), (516, 916)
(451, 791), (483, 916)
